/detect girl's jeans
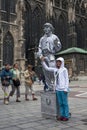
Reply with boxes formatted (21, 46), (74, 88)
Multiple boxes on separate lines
(56, 90), (69, 118)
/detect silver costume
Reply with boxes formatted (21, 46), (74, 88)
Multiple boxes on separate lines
(38, 23), (61, 91)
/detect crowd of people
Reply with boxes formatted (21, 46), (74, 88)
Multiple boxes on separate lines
(0, 63), (37, 105)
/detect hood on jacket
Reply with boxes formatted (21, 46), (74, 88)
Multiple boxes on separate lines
(56, 57), (64, 68)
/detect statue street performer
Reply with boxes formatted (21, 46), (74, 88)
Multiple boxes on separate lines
(38, 23), (62, 91)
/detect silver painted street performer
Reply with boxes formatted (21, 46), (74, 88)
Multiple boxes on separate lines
(38, 23), (62, 91)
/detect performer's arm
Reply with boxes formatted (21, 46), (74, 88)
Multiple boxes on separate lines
(42, 61), (57, 72)
(37, 39), (43, 59)
(54, 37), (62, 53)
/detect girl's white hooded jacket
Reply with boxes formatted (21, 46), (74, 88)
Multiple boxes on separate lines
(42, 57), (69, 92)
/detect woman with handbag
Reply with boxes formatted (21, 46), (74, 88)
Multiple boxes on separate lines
(1, 64), (13, 105)
(24, 65), (37, 101)
(9, 63), (21, 102)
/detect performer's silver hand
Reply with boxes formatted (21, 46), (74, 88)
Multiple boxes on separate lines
(41, 56), (45, 61)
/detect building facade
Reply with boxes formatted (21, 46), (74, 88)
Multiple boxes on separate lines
(0, 0), (87, 75)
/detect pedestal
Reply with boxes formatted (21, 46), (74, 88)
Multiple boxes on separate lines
(41, 91), (59, 119)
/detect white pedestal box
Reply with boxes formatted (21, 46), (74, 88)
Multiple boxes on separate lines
(41, 91), (59, 119)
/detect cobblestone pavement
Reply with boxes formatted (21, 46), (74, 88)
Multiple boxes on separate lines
(0, 79), (87, 130)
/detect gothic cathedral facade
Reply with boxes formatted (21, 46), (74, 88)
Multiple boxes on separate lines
(0, 0), (87, 75)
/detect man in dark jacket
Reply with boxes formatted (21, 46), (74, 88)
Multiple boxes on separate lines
(1, 64), (12, 105)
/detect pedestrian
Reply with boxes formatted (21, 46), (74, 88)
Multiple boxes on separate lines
(9, 63), (21, 102)
(41, 57), (70, 121)
(1, 64), (13, 105)
(24, 64), (37, 101)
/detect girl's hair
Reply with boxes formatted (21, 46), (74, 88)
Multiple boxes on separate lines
(13, 63), (18, 67)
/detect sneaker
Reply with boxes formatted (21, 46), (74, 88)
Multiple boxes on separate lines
(16, 99), (21, 102)
(5, 100), (9, 105)
(62, 117), (69, 121)
(57, 116), (64, 121)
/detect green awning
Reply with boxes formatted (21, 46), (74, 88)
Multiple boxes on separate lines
(56, 47), (87, 55)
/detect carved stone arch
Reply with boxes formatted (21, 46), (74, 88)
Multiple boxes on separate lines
(24, 1), (32, 64)
(75, 19), (86, 48)
(55, 0), (60, 7)
(75, 0), (80, 14)
(29, 5), (43, 65)
(57, 13), (68, 49)
(3, 31), (14, 65)
(62, 0), (68, 9)
(80, 2), (86, 15)
(32, 5), (43, 46)
(52, 10), (57, 28)
(79, 19), (86, 28)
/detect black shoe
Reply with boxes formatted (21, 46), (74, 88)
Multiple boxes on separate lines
(25, 98), (29, 101)
(16, 99), (21, 102)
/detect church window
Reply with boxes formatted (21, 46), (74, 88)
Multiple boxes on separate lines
(3, 32), (14, 65)
(55, 0), (60, 7)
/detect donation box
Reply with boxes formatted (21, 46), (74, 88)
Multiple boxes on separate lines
(41, 91), (59, 119)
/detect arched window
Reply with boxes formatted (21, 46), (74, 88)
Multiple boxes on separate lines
(24, 2), (44, 65)
(32, 7), (42, 47)
(10, 0), (16, 13)
(62, 0), (68, 9)
(55, 0), (60, 7)
(31, 7), (43, 65)
(24, 2), (32, 64)
(57, 15), (67, 49)
(75, 0), (80, 14)
(3, 32), (14, 65)
(80, 2), (86, 15)
(75, 20), (86, 48)
(1, 0), (8, 11)
(1, 0), (16, 13)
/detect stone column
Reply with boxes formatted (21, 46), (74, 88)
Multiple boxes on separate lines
(16, 0), (26, 71)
